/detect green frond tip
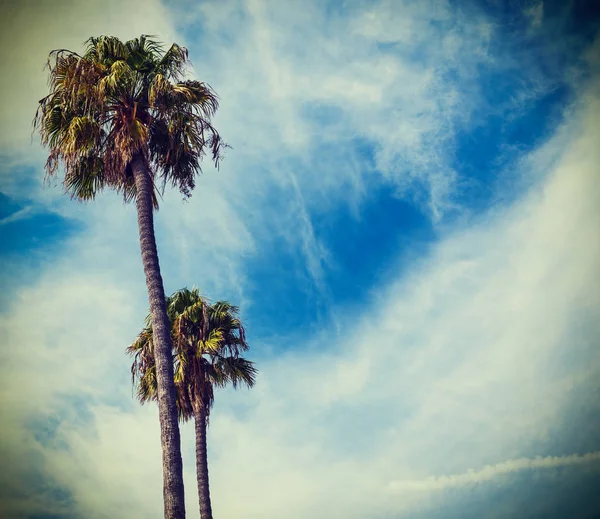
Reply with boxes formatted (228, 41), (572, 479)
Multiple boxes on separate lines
(126, 287), (257, 422)
(34, 34), (227, 206)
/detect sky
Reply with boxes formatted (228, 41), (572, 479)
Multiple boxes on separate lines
(0, 0), (599, 518)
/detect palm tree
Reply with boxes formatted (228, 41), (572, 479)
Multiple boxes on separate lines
(128, 288), (257, 519)
(34, 35), (226, 519)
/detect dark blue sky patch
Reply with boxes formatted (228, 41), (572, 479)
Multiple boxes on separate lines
(568, 0), (600, 40)
(445, 0), (591, 215)
(449, 0), (599, 209)
(242, 137), (435, 344)
(312, 181), (434, 306)
(0, 192), (82, 257)
(452, 82), (571, 212)
(0, 191), (22, 219)
(0, 210), (79, 254)
(0, 192), (83, 310)
(243, 229), (326, 345)
(473, 0), (599, 73)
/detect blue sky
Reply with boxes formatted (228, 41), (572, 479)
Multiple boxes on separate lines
(0, 0), (599, 518)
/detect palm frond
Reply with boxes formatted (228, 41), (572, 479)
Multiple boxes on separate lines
(199, 328), (224, 355)
(98, 59), (133, 99)
(156, 43), (189, 80)
(84, 35), (128, 65)
(216, 356), (258, 389)
(180, 80), (220, 118)
(35, 35), (226, 206)
(62, 154), (105, 201)
(127, 287), (257, 423)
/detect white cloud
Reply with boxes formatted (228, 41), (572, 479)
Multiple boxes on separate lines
(0, 205), (33, 225)
(0, 1), (599, 518)
(184, 0), (496, 221)
(388, 451), (600, 492)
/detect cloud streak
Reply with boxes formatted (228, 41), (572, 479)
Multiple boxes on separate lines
(388, 451), (600, 492)
(0, 205), (33, 225)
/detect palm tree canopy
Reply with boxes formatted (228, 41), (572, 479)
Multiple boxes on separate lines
(128, 288), (257, 422)
(34, 35), (226, 205)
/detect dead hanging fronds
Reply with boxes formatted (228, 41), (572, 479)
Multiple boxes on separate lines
(34, 35), (227, 206)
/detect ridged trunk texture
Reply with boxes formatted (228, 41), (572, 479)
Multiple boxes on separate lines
(195, 406), (213, 519)
(132, 154), (186, 519)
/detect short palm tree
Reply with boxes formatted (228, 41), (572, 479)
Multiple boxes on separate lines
(34, 35), (226, 519)
(128, 288), (257, 519)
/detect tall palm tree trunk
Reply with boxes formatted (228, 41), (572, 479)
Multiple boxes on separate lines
(132, 153), (186, 519)
(195, 405), (213, 519)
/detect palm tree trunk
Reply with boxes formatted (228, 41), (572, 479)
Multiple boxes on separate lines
(195, 405), (213, 519)
(132, 153), (186, 519)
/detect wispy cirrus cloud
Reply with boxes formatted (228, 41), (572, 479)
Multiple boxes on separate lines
(388, 451), (600, 492)
(0, 205), (33, 225)
(0, 1), (599, 519)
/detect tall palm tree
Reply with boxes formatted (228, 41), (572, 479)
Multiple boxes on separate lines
(128, 288), (257, 519)
(34, 35), (226, 519)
